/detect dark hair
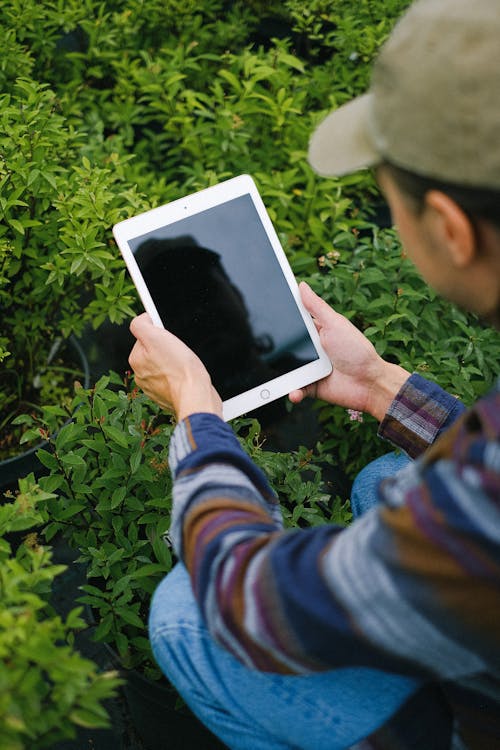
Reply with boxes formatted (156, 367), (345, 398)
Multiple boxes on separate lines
(381, 161), (500, 230)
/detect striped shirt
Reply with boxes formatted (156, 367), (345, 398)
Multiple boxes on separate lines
(168, 373), (500, 749)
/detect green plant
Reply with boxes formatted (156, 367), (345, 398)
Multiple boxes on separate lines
(283, 0), (410, 67)
(0, 475), (120, 749)
(19, 374), (174, 679)
(0, 0), (407, 206)
(0, 77), (145, 458)
(239, 418), (351, 528)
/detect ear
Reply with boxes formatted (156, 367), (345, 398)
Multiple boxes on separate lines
(424, 190), (477, 268)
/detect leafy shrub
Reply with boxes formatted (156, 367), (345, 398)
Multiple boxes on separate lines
(0, 77), (146, 455)
(0, 476), (120, 749)
(2, 5), (496, 746)
(19, 374), (175, 679)
(238, 417), (352, 528)
(2, 0), (496, 491)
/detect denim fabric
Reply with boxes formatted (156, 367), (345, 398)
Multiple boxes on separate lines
(350, 451), (410, 517)
(148, 452), (418, 750)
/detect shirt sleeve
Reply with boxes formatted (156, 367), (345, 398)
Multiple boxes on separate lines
(168, 382), (498, 679)
(378, 373), (466, 458)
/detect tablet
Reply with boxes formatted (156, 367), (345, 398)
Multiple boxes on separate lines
(113, 174), (332, 421)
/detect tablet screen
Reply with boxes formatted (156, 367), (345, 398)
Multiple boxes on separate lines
(127, 194), (319, 402)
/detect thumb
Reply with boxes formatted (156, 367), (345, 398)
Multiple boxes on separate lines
(130, 312), (156, 342)
(299, 282), (332, 323)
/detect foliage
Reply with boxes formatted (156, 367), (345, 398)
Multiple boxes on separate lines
(0, 475), (120, 749)
(0, 75), (146, 456)
(2, 0), (497, 553)
(0, 0), (411, 462)
(18, 374), (175, 679)
(0, 0), (411, 204)
(239, 417), (351, 527)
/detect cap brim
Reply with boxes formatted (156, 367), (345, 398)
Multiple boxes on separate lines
(308, 93), (379, 177)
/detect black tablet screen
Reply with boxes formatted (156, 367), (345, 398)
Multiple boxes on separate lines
(129, 194), (318, 401)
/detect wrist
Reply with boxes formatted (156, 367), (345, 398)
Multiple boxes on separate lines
(175, 375), (223, 422)
(367, 361), (411, 422)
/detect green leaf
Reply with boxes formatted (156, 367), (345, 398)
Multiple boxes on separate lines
(111, 575), (131, 597)
(278, 52), (305, 73)
(61, 453), (87, 472)
(152, 534), (172, 568)
(9, 218), (25, 235)
(102, 425), (129, 448)
(70, 256), (86, 275)
(116, 608), (144, 629)
(11, 414), (34, 426)
(111, 486), (127, 509)
(42, 171), (58, 190)
(130, 446), (142, 474)
(37, 448), (58, 470)
(20, 427), (43, 445)
(125, 496), (144, 511)
(94, 615), (113, 641)
(70, 707), (109, 729)
(57, 502), (87, 520)
(80, 584), (108, 598)
(66, 606), (85, 629)
(115, 632), (129, 658)
(131, 563), (168, 579)
(56, 421), (83, 451)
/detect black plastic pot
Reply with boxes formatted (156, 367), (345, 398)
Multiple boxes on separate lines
(0, 336), (90, 492)
(122, 664), (225, 750)
(84, 597), (225, 750)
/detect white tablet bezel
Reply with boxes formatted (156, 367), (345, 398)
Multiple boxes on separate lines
(113, 174), (332, 421)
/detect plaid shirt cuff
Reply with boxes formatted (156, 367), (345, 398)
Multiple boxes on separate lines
(378, 373), (465, 459)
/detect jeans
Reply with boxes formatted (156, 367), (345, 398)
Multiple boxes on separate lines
(149, 451), (417, 750)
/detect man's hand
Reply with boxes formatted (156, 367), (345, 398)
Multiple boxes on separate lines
(129, 314), (223, 422)
(289, 283), (410, 421)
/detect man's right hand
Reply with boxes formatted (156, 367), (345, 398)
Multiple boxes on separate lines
(129, 313), (223, 422)
(289, 282), (410, 422)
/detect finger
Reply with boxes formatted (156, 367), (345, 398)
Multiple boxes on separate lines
(130, 313), (154, 339)
(130, 312), (154, 340)
(288, 388), (305, 404)
(299, 282), (334, 323)
(288, 382), (317, 404)
(128, 339), (145, 372)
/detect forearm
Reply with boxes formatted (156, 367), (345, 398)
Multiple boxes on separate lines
(168, 413), (283, 562)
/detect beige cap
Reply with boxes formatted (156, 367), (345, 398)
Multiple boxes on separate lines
(308, 0), (500, 189)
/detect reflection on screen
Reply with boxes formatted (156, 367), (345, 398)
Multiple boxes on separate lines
(129, 194), (318, 401)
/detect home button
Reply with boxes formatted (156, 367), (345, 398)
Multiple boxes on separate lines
(260, 388), (270, 400)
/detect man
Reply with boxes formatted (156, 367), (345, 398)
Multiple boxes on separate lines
(128, 0), (500, 747)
